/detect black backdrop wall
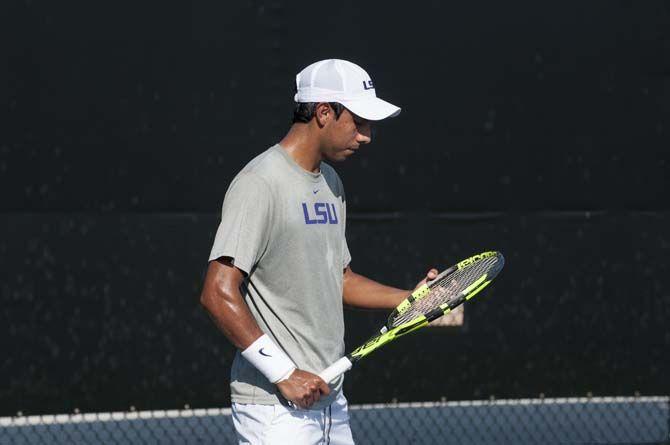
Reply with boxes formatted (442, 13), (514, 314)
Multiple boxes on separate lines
(2, 1), (669, 415)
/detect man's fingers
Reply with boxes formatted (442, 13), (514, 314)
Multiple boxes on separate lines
(309, 384), (321, 402)
(317, 378), (331, 395)
(300, 378), (329, 408)
(278, 371), (332, 409)
(303, 392), (315, 408)
(300, 382), (318, 408)
(427, 268), (438, 279)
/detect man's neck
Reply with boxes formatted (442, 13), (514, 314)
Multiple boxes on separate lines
(278, 124), (322, 173)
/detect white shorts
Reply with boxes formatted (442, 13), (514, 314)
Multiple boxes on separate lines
(232, 391), (355, 445)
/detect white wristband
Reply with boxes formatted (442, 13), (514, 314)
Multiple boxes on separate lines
(241, 334), (296, 384)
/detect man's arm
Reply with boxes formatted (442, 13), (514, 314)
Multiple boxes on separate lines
(200, 258), (329, 408)
(342, 266), (438, 310)
(200, 258), (263, 347)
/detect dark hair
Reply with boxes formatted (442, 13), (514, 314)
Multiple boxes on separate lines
(292, 102), (345, 123)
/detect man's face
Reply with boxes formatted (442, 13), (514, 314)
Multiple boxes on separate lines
(320, 106), (372, 162)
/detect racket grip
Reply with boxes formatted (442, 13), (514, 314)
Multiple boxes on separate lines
(318, 357), (352, 383)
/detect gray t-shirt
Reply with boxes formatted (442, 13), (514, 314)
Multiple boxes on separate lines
(209, 144), (351, 410)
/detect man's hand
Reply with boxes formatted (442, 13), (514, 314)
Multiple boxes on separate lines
(276, 369), (330, 409)
(413, 268), (439, 291)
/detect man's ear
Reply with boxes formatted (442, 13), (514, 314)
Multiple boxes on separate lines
(314, 102), (331, 128)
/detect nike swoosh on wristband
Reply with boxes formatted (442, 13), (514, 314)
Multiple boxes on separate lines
(259, 348), (272, 357)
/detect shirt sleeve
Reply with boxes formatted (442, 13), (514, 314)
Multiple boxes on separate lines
(208, 173), (273, 275)
(341, 189), (352, 269)
(342, 234), (352, 269)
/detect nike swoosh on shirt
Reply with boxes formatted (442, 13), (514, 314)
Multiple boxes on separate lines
(259, 348), (272, 357)
(313, 189), (319, 194)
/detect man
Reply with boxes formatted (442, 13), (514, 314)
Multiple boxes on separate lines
(200, 59), (437, 444)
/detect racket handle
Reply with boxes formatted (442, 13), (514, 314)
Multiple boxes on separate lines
(318, 357), (353, 383)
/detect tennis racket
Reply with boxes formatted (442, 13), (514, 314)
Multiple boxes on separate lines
(318, 251), (505, 383)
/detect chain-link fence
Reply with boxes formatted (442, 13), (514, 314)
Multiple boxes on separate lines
(2, 396), (668, 444)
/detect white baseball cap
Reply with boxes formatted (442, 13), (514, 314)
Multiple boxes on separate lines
(294, 59), (401, 121)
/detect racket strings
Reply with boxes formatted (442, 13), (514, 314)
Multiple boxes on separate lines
(389, 255), (503, 328)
